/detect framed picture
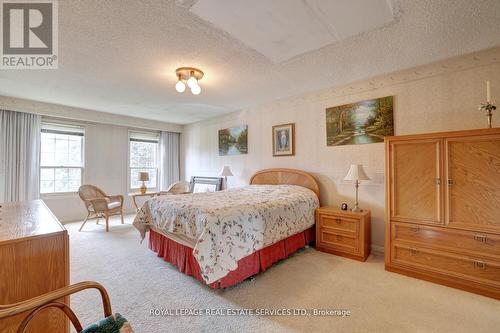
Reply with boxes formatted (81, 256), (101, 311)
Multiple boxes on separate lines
(272, 123), (295, 156)
(218, 125), (248, 156)
(326, 96), (394, 146)
(189, 176), (223, 193)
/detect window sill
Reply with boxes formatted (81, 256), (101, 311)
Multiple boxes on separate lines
(41, 192), (79, 199)
(128, 188), (159, 193)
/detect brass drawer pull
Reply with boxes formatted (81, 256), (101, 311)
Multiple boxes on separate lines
(474, 261), (486, 270)
(435, 178), (441, 185)
(410, 226), (420, 233)
(473, 234), (487, 243)
(335, 218), (342, 224)
(409, 247), (418, 255)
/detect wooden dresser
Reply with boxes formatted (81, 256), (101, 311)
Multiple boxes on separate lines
(0, 200), (69, 333)
(316, 206), (371, 261)
(385, 128), (500, 299)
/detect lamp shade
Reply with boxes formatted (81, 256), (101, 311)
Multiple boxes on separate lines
(344, 164), (370, 181)
(138, 172), (150, 182)
(219, 166), (233, 177)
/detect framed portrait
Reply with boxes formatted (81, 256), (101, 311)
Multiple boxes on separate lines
(272, 123), (295, 156)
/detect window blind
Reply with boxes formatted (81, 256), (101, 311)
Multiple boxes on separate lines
(41, 122), (85, 136)
(129, 131), (159, 143)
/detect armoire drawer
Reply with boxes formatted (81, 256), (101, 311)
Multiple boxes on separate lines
(392, 244), (500, 287)
(392, 222), (500, 259)
(319, 215), (358, 234)
(320, 230), (358, 253)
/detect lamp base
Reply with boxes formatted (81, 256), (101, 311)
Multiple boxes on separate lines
(140, 182), (147, 194)
(351, 182), (363, 212)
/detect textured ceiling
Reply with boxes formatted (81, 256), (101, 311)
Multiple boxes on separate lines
(0, 0), (500, 124)
(190, 0), (395, 62)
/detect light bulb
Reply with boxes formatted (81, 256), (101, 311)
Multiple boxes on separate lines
(187, 76), (198, 88)
(175, 80), (186, 93)
(191, 84), (201, 95)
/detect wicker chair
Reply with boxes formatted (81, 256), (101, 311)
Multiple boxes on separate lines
(158, 180), (191, 195)
(78, 185), (124, 232)
(0, 281), (133, 333)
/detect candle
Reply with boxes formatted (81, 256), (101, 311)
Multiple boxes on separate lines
(486, 80), (491, 102)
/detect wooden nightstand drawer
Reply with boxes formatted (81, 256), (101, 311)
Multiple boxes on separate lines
(320, 230), (358, 253)
(315, 207), (371, 261)
(320, 215), (358, 234)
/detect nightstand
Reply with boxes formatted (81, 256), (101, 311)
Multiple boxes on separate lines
(315, 206), (371, 261)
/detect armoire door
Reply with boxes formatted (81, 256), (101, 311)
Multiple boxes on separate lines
(445, 134), (500, 232)
(389, 139), (443, 224)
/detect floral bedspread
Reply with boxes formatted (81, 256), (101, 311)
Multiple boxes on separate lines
(133, 185), (319, 283)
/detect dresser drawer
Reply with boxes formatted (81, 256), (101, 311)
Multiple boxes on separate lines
(392, 222), (500, 259)
(392, 244), (500, 287)
(319, 214), (358, 234)
(320, 230), (358, 253)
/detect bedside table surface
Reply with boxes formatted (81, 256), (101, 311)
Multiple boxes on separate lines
(316, 206), (370, 216)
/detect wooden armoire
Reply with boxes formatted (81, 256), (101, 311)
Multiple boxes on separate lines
(385, 128), (500, 299)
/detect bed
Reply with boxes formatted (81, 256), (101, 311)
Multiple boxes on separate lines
(133, 168), (320, 288)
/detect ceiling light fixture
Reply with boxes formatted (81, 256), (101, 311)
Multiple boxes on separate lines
(175, 67), (204, 95)
(191, 84), (201, 95)
(175, 74), (186, 93)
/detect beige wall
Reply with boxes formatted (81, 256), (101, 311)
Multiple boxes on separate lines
(42, 122), (137, 222)
(181, 48), (500, 253)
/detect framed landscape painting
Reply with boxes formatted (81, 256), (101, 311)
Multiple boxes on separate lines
(272, 123), (295, 156)
(326, 96), (394, 146)
(218, 125), (248, 155)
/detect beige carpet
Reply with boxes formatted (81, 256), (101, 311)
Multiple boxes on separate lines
(67, 215), (500, 333)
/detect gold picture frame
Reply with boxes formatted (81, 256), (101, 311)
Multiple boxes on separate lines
(326, 96), (394, 146)
(272, 123), (295, 156)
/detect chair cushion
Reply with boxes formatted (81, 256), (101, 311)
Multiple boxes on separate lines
(80, 313), (133, 333)
(107, 201), (121, 210)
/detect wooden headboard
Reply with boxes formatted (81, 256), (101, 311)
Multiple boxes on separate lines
(250, 168), (320, 198)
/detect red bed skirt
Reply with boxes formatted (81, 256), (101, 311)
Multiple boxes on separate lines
(148, 227), (315, 288)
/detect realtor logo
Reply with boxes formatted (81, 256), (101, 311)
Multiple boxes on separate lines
(1, 0), (58, 69)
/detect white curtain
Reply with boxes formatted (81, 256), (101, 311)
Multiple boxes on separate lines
(159, 131), (180, 190)
(0, 110), (41, 202)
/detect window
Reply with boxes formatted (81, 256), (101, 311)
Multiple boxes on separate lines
(129, 131), (159, 191)
(40, 123), (85, 194)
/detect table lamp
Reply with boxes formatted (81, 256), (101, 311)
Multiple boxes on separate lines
(219, 166), (233, 189)
(138, 172), (149, 194)
(344, 164), (370, 212)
